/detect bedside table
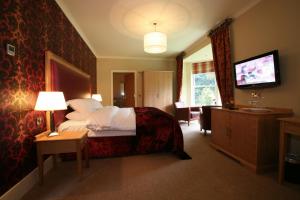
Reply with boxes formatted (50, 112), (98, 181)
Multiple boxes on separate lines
(35, 130), (89, 184)
(278, 117), (300, 184)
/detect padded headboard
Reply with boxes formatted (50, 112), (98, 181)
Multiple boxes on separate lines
(45, 51), (91, 129)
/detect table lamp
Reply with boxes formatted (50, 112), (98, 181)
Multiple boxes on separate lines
(35, 91), (67, 136)
(91, 94), (102, 102)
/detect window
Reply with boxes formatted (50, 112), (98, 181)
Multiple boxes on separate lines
(192, 72), (221, 106)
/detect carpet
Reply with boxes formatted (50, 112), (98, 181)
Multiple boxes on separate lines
(21, 121), (300, 200)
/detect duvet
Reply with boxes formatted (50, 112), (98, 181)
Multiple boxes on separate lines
(65, 107), (191, 159)
(86, 106), (136, 131)
(133, 107), (189, 159)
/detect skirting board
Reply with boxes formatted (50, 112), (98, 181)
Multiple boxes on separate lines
(0, 156), (54, 200)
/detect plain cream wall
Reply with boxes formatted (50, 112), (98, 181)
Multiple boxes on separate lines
(231, 0), (300, 115)
(97, 58), (176, 106)
(184, 36), (211, 59)
(231, 0), (300, 153)
(181, 63), (192, 105)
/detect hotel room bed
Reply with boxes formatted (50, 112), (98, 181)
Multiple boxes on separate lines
(59, 106), (188, 159)
(45, 51), (190, 159)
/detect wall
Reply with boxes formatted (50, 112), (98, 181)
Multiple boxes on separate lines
(97, 58), (176, 106)
(184, 36), (211, 59)
(0, 0), (96, 195)
(231, 0), (300, 115)
(231, 0), (300, 153)
(181, 63), (192, 105)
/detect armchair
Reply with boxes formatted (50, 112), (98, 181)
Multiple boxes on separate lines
(199, 105), (221, 135)
(174, 102), (200, 126)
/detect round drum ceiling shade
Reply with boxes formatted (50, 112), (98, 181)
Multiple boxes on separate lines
(144, 32), (167, 54)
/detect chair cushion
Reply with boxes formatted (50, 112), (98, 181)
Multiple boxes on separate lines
(175, 101), (185, 108)
(190, 111), (200, 118)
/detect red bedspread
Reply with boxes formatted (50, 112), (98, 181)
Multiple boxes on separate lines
(69, 107), (191, 160)
(134, 107), (189, 159)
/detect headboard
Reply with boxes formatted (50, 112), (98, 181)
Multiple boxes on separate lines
(45, 51), (91, 129)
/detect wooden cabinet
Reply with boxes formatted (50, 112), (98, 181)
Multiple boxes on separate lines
(211, 107), (293, 173)
(143, 71), (173, 114)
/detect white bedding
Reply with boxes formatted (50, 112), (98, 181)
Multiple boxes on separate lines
(58, 106), (136, 137)
(86, 106), (136, 131)
(58, 119), (136, 137)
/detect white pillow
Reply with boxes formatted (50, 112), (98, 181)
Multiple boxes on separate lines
(86, 106), (119, 129)
(67, 98), (103, 113)
(66, 111), (90, 121)
(58, 120), (88, 132)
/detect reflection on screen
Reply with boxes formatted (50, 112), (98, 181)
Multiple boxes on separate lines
(235, 55), (276, 86)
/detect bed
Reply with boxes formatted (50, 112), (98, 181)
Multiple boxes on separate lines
(45, 51), (190, 159)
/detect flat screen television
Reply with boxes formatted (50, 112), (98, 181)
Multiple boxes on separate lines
(233, 50), (280, 89)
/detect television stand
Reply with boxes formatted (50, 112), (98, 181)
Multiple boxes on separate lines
(211, 106), (293, 173)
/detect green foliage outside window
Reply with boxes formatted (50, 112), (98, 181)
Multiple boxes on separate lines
(193, 72), (218, 105)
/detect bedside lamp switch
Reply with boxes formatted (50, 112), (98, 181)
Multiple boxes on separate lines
(36, 117), (43, 126)
(7, 44), (15, 56)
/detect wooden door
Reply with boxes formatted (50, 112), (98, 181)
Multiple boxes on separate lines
(143, 71), (173, 113)
(235, 114), (258, 165)
(211, 109), (230, 149)
(230, 112), (245, 158)
(113, 73), (125, 107)
(136, 72), (143, 107)
(124, 73), (135, 107)
(158, 72), (173, 113)
(143, 71), (160, 107)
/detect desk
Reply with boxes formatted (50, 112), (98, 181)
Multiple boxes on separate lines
(35, 131), (89, 184)
(278, 117), (300, 184)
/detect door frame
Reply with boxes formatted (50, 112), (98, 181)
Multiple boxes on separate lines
(111, 70), (137, 106)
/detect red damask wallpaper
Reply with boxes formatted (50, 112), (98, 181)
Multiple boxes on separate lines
(0, 0), (96, 195)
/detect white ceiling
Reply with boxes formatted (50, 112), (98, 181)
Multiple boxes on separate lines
(56, 0), (260, 59)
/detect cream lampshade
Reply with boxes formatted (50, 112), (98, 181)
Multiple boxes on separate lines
(35, 91), (67, 136)
(144, 23), (167, 54)
(92, 94), (102, 102)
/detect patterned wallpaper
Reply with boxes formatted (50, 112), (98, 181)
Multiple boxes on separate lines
(0, 0), (96, 195)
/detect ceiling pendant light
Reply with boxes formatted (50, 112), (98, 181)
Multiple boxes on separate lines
(144, 22), (167, 54)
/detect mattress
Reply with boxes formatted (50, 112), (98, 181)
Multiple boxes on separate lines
(58, 120), (136, 137)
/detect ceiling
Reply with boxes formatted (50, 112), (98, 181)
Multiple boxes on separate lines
(56, 0), (260, 59)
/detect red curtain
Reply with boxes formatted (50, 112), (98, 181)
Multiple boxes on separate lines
(192, 61), (214, 74)
(176, 52), (185, 102)
(209, 19), (234, 105)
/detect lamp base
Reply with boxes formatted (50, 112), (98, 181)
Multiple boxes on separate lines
(48, 131), (59, 137)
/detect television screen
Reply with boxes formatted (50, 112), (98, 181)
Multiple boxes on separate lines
(233, 50), (280, 89)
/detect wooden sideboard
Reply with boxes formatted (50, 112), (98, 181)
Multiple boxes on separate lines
(211, 107), (293, 173)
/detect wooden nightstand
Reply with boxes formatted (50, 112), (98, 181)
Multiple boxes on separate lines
(35, 130), (89, 184)
(278, 117), (300, 184)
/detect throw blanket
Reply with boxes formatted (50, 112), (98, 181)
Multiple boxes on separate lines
(134, 107), (191, 159)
